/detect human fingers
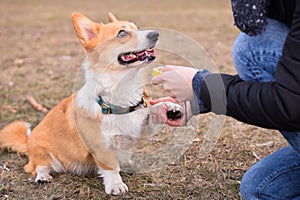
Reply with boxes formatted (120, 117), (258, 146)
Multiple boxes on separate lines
(150, 97), (178, 105)
(164, 65), (188, 71)
(165, 118), (183, 127)
(151, 103), (168, 124)
(151, 75), (164, 85)
(161, 82), (180, 100)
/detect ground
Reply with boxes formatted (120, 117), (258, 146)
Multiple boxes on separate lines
(0, 0), (287, 199)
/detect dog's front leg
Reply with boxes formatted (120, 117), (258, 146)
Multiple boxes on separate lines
(97, 166), (128, 195)
(93, 149), (128, 195)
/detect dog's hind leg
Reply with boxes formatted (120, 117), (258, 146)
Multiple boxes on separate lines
(24, 146), (53, 183)
(35, 165), (53, 183)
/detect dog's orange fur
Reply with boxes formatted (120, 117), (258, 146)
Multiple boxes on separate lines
(0, 12), (163, 195)
(24, 95), (104, 176)
(0, 93), (120, 177)
(73, 13), (138, 52)
(0, 13), (138, 176)
(0, 121), (28, 155)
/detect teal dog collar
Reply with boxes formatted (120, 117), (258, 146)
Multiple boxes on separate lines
(96, 96), (147, 114)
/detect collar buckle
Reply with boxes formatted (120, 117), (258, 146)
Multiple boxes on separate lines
(101, 102), (111, 114)
(142, 97), (148, 108)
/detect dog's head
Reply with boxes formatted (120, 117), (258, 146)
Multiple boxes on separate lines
(72, 12), (159, 68)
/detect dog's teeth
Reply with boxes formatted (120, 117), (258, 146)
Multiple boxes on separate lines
(126, 53), (136, 60)
(130, 53), (136, 58)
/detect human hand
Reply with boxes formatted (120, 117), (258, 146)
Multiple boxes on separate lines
(150, 97), (192, 126)
(151, 65), (198, 103)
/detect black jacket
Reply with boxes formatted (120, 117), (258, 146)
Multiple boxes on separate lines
(199, 0), (300, 132)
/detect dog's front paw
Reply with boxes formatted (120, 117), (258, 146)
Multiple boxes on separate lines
(163, 102), (183, 120)
(99, 168), (128, 195)
(105, 181), (128, 195)
(151, 102), (182, 113)
(150, 102), (183, 122)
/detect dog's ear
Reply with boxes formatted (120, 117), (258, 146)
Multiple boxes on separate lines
(108, 12), (118, 23)
(72, 12), (102, 51)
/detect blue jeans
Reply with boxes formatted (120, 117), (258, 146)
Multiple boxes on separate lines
(232, 18), (300, 199)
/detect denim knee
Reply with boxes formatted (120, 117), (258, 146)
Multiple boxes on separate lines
(232, 18), (289, 82)
(240, 146), (300, 200)
(240, 164), (260, 200)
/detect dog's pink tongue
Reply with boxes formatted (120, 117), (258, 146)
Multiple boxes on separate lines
(147, 49), (155, 55)
(136, 51), (145, 57)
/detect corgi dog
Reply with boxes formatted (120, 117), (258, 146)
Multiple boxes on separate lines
(0, 13), (182, 195)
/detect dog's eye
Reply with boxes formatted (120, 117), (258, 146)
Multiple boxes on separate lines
(117, 30), (128, 38)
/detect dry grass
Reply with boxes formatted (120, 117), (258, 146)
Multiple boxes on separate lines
(0, 0), (287, 199)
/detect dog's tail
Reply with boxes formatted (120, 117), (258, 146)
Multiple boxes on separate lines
(0, 121), (30, 155)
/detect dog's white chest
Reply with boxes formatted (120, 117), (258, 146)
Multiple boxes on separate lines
(100, 108), (148, 142)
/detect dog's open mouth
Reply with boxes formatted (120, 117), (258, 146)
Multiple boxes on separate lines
(118, 49), (155, 65)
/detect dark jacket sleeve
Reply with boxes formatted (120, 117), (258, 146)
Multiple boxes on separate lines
(196, 3), (300, 132)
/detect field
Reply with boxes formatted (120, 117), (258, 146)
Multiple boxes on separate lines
(0, 0), (287, 199)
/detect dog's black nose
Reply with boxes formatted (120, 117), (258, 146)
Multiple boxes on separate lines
(147, 31), (159, 41)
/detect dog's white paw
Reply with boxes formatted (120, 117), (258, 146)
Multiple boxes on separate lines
(35, 166), (53, 183)
(150, 102), (183, 113)
(35, 173), (53, 183)
(98, 168), (128, 195)
(151, 102), (183, 113)
(105, 181), (128, 195)
(164, 102), (183, 113)
(150, 102), (183, 121)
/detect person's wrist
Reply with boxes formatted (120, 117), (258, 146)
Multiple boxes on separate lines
(192, 69), (210, 103)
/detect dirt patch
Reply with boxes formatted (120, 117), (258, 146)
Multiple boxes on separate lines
(0, 0), (287, 199)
